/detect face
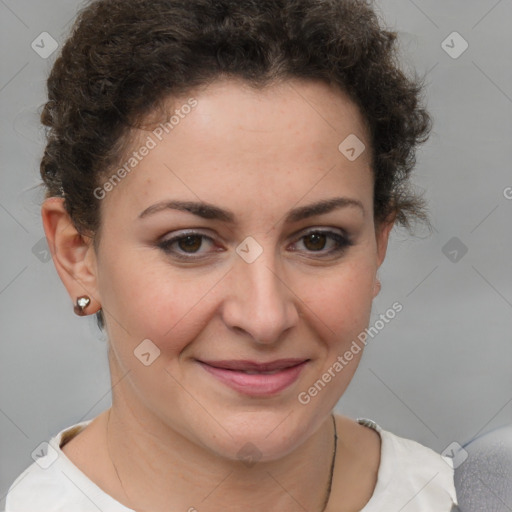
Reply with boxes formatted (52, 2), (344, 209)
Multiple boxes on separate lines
(87, 78), (392, 461)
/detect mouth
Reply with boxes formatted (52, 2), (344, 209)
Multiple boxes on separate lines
(196, 358), (310, 396)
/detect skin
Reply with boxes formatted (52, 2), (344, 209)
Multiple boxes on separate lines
(42, 78), (394, 512)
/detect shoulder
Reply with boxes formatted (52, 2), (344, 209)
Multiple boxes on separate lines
(5, 420), (133, 512)
(338, 416), (459, 512)
(6, 458), (72, 511)
(361, 418), (459, 511)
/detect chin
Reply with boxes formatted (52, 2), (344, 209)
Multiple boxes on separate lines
(196, 409), (315, 463)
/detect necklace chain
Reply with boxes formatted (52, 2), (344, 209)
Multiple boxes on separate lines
(106, 410), (337, 512)
(321, 413), (338, 512)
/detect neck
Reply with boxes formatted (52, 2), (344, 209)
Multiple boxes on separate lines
(104, 383), (337, 512)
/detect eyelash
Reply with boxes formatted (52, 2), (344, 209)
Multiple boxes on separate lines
(157, 229), (353, 261)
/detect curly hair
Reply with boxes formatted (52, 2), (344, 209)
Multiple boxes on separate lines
(40, 0), (432, 331)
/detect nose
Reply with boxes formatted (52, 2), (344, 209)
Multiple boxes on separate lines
(221, 244), (300, 345)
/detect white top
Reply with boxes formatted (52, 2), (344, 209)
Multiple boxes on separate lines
(5, 417), (459, 511)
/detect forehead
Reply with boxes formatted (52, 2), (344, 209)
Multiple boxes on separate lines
(99, 78), (373, 221)
(169, 77), (370, 155)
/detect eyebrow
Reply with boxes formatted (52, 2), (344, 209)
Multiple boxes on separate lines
(138, 196), (364, 223)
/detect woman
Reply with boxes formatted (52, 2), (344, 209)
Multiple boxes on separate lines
(6, 0), (459, 510)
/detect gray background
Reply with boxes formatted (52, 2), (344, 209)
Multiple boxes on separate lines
(1, 0), (511, 508)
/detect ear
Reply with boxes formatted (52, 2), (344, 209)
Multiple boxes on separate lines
(41, 197), (101, 315)
(372, 213), (395, 298)
(375, 213), (395, 268)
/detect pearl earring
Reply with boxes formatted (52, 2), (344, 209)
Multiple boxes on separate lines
(74, 295), (91, 316)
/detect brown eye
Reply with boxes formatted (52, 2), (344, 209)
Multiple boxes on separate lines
(158, 232), (216, 260)
(303, 232), (328, 251)
(177, 235), (203, 253)
(292, 229), (352, 257)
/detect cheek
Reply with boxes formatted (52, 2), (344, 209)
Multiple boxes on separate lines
(293, 259), (376, 411)
(303, 259), (376, 346)
(97, 247), (222, 359)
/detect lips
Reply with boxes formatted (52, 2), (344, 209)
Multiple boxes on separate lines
(199, 358), (308, 372)
(197, 358), (309, 396)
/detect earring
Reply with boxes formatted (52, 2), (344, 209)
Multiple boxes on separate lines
(74, 295), (91, 316)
